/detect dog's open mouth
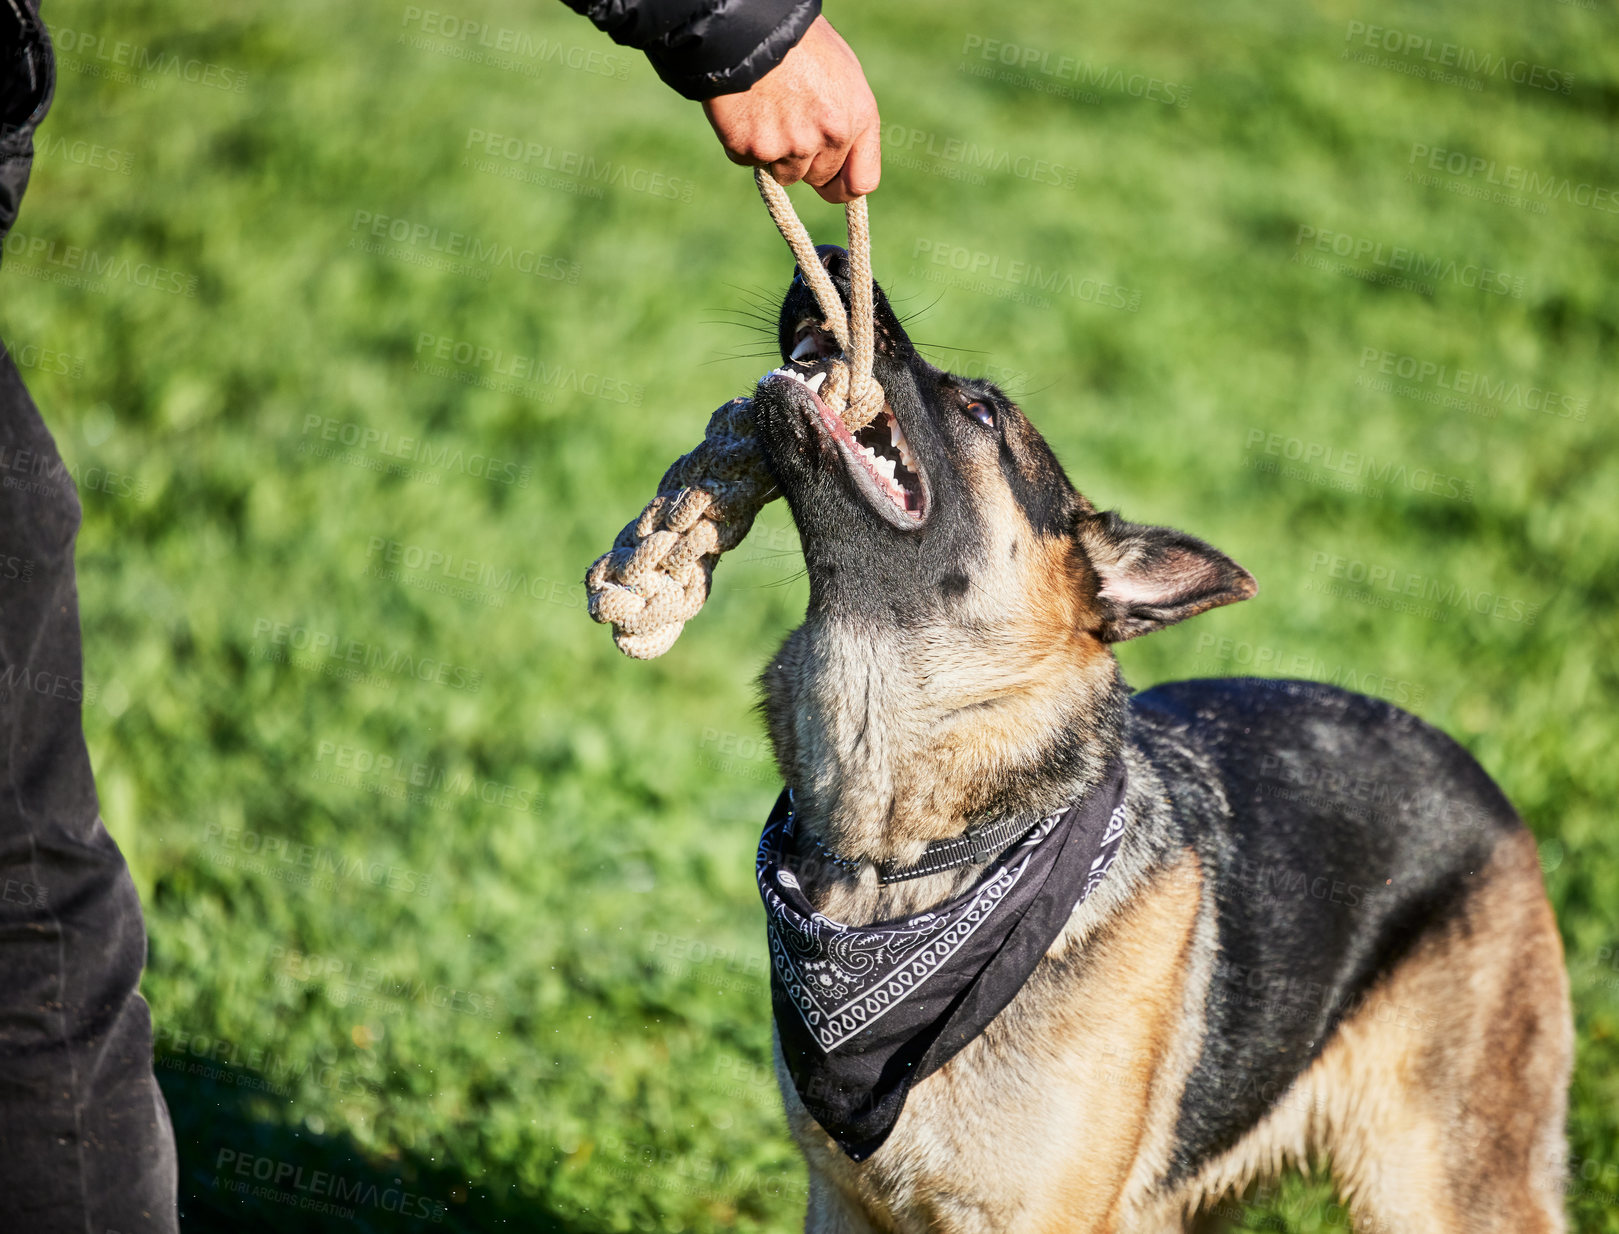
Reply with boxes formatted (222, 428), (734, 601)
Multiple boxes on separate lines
(760, 319), (928, 530)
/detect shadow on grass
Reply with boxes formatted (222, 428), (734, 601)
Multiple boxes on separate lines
(156, 1051), (581, 1234)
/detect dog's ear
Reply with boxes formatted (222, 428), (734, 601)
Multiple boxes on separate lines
(1076, 511), (1257, 643)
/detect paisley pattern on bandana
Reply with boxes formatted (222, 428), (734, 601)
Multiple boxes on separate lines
(760, 810), (1070, 1051)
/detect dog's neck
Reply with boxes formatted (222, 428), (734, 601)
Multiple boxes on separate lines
(760, 614), (1124, 922)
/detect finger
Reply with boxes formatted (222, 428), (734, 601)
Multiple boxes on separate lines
(803, 139), (854, 193)
(768, 153), (814, 187)
(835, 123), (881, 198)
(812, 170), (857, 205)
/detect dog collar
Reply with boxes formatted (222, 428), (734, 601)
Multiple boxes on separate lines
(796, 803), (1048, 884)
(756, 756), (1129, 1161)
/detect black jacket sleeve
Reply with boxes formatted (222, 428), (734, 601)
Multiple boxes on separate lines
(560, 0), (820, 101)
(1, 0), (53, 257)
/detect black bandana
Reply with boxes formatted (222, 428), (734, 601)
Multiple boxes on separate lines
(756, 758), (1130, 1160)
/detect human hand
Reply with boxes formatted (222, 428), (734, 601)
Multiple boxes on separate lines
(700, 15), (880, 204)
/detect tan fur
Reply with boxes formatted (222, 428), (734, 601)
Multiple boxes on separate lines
(1110, 859), (1222, 1228)
(1028, 853), (1205, 1234)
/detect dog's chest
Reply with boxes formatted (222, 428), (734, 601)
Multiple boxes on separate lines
(778, 853), (1206, 1233)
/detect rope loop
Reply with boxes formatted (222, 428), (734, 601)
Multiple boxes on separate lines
(585, 173), (880, 658)
(752, 169), (882, 430)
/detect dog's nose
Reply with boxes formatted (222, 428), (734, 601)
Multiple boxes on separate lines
(811, 244), (848, 281)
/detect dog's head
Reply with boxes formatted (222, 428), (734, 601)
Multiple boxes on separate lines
(750, 248), (1257, 841)
(752, 247), (1257, 655)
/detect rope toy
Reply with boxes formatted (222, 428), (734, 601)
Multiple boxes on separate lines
(584, 168), (883, 659)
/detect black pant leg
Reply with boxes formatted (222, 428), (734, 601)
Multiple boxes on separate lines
(0, 350), (179, 1233)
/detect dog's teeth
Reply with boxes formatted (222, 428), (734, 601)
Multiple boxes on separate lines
(875, 456), (896, 479)
(807, 372), (827, 392)
(888, 417), (916, 472)
(791, 335), (818, 362)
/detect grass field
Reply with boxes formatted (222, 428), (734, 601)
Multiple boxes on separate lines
(5, 0), (1618, 1228)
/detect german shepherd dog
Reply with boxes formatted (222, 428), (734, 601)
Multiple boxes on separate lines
(744, 247), (1571, 1233)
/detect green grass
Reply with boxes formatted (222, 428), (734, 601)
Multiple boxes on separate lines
(5, 0), (1617, 1228)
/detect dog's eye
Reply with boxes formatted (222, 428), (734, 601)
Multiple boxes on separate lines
(964, 401), (995, 430)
